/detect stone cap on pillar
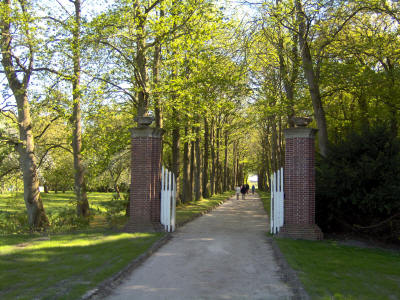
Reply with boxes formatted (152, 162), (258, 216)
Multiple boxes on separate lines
(130, 126), (164, 138)
(284, 127), (318, 139)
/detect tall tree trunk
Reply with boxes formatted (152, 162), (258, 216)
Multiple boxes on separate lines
(271, 118), (278, 172)
(223, 130), (228, 192)
(190, 130), (195, 200)
(215, 126), (221, 194)
(135, 6), (149, 118)
(232, 141), (237, 187)
(171, 108), (180, 202)
(16, 94), (49, 228)
(385, 59), (398, 137)
(210, 120), (216, 196)
(357, 88), (369, 130)
(72, 0), (89, 217)
(236, 157), (240, 186)
(194, 127), (201, 201)
(296, 0), (329, 157)
(152, 9), (164, 128)
(182, 126), (191, 203)
(202, 117), (210, 198)
(277, 31), (299, 128)
(0, 0), (48, 228)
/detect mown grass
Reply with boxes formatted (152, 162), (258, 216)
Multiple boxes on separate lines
(0, 190), (233, 299)
(256, 189), (400, 298)
(0, 232), (163, 300)
(0, 191), (113, 215)
(176, 191), (234, 225)
(276, 238), (400, 299)
(257, 190), (270, 217)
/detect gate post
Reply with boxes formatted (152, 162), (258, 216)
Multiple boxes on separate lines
(125, 116), (164, 232)
(278, 120), (323, 240)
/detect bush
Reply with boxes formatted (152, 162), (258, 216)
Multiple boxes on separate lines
(316, 126), (400, 242)
(104, 193), (129, 227)
(0, 211), (30, 234)
(48, 207), (91, 232)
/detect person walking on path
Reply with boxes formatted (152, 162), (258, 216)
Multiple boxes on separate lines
(252, 185), (255, 194)
(240, 185), (246, 200)
(245, 183), (250, 194)
(104, 193), (294, 300)
(235, 186), (241, 200)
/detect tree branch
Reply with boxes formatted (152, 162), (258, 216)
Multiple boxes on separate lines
(37, 144), (72, 168)
(145, 0), (163, 14)
(35, 116), (60, 140)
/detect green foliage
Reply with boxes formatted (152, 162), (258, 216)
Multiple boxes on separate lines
(47, 207), (91, 232)
(0, 192), (115, 234)
(103, 193), (129, 227)
(0, 211), (29, 234)
(316, 126), (400, 241)
(276, 238), (400, 299)
(258, 190), (271, 217)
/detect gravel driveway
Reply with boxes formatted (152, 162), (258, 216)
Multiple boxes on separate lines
(105, 193), (294, 300)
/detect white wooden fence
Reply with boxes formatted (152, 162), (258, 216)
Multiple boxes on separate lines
(161, 167), (176, 232)
(270, 167), (284, 234)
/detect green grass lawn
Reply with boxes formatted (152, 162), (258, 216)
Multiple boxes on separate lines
(0, 231), (163, 300)
(0, 190), (233, 299)
(256, 189), (400, 299)
(276, 238), (400, 299)
(176, 191), (234, 225)
(257, 190), (270, 217)
(0, 191), (114, 215)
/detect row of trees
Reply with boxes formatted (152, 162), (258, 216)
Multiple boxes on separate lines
(0, 0), (253, 229)
(250, 0), (399, 187)
(249, 0), (400, 240)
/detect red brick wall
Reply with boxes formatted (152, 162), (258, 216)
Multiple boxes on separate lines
(279, 128), (323, 240)
(284, 136), (315, 225)
(125, 127), (163, 232)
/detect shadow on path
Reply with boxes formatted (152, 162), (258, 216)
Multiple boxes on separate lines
(105, 193), (294, 300)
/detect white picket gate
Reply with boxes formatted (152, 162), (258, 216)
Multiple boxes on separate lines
(270, 167), (284, 234)
(161, 167), (176, 232)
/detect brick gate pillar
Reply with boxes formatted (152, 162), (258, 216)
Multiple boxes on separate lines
(278, 126), (323, 240)
(125, 117), (164, 232)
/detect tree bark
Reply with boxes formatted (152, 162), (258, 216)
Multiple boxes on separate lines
(271, 117), (278, 172)
(171, 108), (180, 202)
(135, 5), (149, 118)
(232, 140), (237, 187)
(215, 125), (221, 194)
(210, 120), (216, 195)
(0, 0), (48, 228)
(194, 126), (201, 201)
(202, 117), (210, 198)
(72, 0), (89, 217)
(296, 0), (329, 157)
(182, 126), (191, 203)
(152, 9), (164, 128)
(223, 130), (228, 192)
(190, 129), (195, 200)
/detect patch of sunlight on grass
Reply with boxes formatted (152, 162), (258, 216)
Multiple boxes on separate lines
(276, 238), (400, 299)
(176, 191), (233, 224)
(0, 231), (164, 300)
(257, 190), (270, 217)
(0, 191), (116, 215)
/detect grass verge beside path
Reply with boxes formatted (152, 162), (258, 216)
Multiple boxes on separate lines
(256, 189), (400, 299)
(0, 191), (233, 299)
(176, 191), (234, 225)
(257, 190), (270, 217)
(276, 238), (400, 299)
(0, 232), (163, 300)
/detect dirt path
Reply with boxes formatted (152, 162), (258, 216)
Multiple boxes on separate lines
(105, 193), (294, 300)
